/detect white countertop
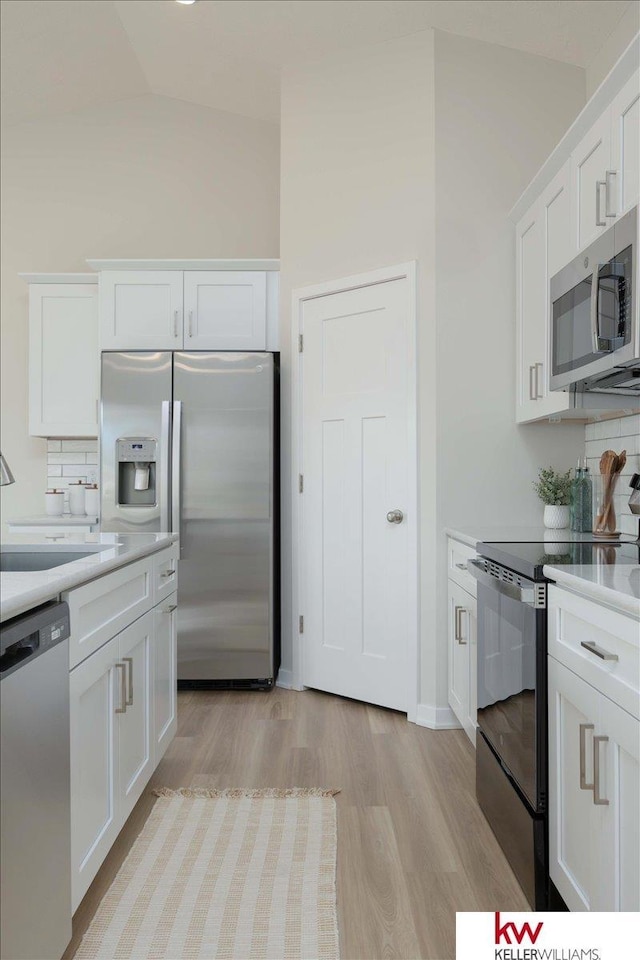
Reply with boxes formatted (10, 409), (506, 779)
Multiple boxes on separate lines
(543, 562), (640, 619)
(7, 515), (99, 526)
(1, 532), (178, 622)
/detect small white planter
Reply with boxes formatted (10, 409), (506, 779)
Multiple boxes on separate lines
(543, 504), (570, 529)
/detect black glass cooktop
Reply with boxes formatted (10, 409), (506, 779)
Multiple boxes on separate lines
(478, 539), (640, 581)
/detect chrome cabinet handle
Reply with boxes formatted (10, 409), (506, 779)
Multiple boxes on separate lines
(163, 604), (178, 614)
(593, 735), (609, 805)
(123, 656), (133, 706)
(579, 722), (594, 790)
(535, 362), (543, 399)
(115, 662), (127, 714)
(595, 180), (607, 226)
(174, 310), (181, 337)
(529, 364), (536, 401)
(605, 170), (617, 218)
(386, 509), (404, 524)
(581, 640), (618, 662)
(188, 310), (194, 338)
(454, 605), (467, 644)
(161, 568), (176, 579)
(455, 562), (467, 571)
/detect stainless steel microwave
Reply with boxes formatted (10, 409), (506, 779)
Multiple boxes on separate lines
(550, 205), (639, 394)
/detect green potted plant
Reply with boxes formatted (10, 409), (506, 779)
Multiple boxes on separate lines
(533, 466), (572, 529)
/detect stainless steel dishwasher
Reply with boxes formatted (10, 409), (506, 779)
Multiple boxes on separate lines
(0, 601), (72, 960)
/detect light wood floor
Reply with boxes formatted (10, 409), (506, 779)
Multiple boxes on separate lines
(66, 688), (528, 960)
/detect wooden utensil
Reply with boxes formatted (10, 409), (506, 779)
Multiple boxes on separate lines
(606, 449), (626, 532)
(595, 448), (626, 535)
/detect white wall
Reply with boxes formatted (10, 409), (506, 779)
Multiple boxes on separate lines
(586, 0), (640, 98)
(0, 93), (279, 530)
(279, 31), (437, 690)
(434, 33), (587, 713)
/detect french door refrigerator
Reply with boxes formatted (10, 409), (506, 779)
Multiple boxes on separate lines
(100, 351), (279, 688)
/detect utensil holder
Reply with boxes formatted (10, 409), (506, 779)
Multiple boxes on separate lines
(593, 473), (620, 537)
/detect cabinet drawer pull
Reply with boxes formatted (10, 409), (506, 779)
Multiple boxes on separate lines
(596, 180), (607, 226)
(593, 735), (609, 805)
(605, 170), (617, 218)
(163, 604), (178, 614)
(535, 362), (543, 399)
(115, 662), (127, 714)
(188, 310), (194, 338)
(174, 310), (179, 338)
(123, 656), (134, 706)
(454, 605), (467, 644)
(580, 640), (618, 662)
(160, 568), (176, 579)
(579, 722), (594, 790)
(455, 562), (467, 571)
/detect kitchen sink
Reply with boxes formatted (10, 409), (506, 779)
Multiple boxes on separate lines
(0, 547), (109, 572)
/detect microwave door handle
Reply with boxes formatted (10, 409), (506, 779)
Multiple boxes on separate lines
(590, 269), (603, 353)
(591, 262), (626, 353)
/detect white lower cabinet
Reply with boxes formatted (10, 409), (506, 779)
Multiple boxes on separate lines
(69, 553), (178, 912)
(447, 577), (477, 744)
(549, 657), (640, 911)
(153, 594), (178, 761)
(549, 609), (640, 913)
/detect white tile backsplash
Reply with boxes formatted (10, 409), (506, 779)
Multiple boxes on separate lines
(584, 414), (639, 537)
(46, 438), (98, 511)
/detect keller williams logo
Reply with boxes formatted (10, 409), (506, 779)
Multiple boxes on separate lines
(495, 912), (544, 945)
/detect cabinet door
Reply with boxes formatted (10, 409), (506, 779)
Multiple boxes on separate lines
(516, 200), (545, 422)
(594, 695), (640, 912)
(183, 271), (267, 350)
(548, 656), (600, 912)
(70, 638), (119, 912)
(610, 70), (640, 220)
(29, 283), (98, 437)
(117, 611), (153, 822)
(465, 593), (477, 745)
(100, 271), (183, 349)
(571, 110), (612, 251)
(448, 580), (470, 733)
(153, 595), (178, 765)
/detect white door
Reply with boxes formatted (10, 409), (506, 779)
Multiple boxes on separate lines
(301, 277), (414, 712)
(117, 611), (153, 822)
(99, 270), (183, 349)
(70, 637), (119, 912)
(153, 596), (178, 764)
(183, 271), (266, 349)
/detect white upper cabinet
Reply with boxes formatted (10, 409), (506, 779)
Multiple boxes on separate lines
(95, 263), (278, 352)
(515, 163), (573, 423)
(610, 69), (640, 220)
(183, 271), (267, 350)
(99, 271), (184, 350)
(28, 281), (99, 437)
(571, 109), (612, 252)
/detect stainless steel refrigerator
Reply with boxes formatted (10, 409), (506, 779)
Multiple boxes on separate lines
(100, 351), (279, 687)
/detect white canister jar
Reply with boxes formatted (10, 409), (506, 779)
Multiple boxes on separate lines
(68, 481), (87, 516)
(84, 484), (100, 517)
(45, 489), (65, 516)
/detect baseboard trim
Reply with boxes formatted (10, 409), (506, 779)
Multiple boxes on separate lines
(275, 668), (295, 689)
(414, 703), (462, 730)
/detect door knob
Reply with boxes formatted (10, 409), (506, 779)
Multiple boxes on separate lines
(386, 509), (404, 524)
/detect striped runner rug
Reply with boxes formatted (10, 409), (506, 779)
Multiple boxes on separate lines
(74, 788), (340, 960)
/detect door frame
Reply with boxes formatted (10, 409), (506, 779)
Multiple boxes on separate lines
(290, 261), (419, 721)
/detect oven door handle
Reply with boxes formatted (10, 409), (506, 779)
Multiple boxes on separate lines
(468, 558), (536, 605)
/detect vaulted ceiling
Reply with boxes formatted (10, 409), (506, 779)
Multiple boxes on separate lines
(1, 0), (635, 127)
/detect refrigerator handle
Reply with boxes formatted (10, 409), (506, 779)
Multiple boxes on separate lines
(172, 401), (182, 554)
(160, 401), (171, 532)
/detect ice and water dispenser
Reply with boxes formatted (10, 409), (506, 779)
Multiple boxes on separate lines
(117, 438), (157, 506)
